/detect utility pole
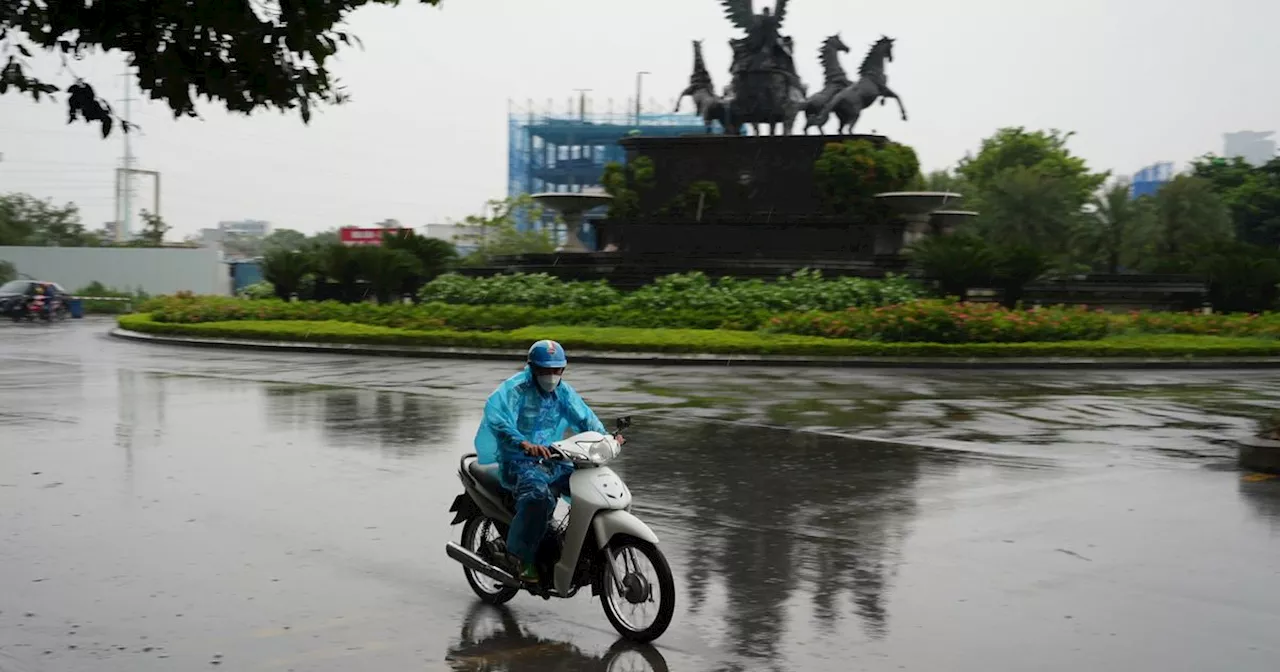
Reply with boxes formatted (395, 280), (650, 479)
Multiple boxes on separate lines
(116, 66), (135, 243)
(573, 88), (592, 121)
(634, 71), (649, 125)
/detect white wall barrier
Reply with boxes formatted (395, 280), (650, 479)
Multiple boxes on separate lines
(0, 246), (229, 296)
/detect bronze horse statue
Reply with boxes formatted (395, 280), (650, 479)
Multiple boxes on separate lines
(676, 40), (742, 134)
(817, 36), (908, 133)
(802, 34), (853, 134)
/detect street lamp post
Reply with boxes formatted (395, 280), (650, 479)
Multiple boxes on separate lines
(634, 71), (650, 125)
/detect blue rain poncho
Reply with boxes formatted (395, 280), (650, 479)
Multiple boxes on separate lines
(474, 366), (607, 488)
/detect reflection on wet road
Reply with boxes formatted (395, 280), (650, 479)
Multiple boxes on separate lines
(2, 319), (1279, 671)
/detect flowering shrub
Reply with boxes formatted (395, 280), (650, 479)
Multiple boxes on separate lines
(419, 272), (622, 308)
(1123, 310), (1280, 339)
(768, 301), (1112, 343)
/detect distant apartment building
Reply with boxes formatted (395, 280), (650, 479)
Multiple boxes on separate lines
(422, 222), (482, 256)
(193, 219), (272, 259)
(1224, 131), (1276, 166)
(217, 219), (271, 238)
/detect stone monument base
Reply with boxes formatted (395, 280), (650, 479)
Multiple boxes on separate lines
(620, 134), (887, 217)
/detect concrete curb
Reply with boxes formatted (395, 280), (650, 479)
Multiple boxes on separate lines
(108, 327), (1280, 370)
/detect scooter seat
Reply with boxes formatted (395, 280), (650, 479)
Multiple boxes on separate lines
(467, 460), (507, 495)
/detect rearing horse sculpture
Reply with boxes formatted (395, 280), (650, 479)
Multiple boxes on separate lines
(817, 36), (908, 134)
(802, 34), (852, 134)
(676, 40), (741, 134)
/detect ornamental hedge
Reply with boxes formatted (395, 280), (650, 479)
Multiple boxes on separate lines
(117, 314), (1280, 359)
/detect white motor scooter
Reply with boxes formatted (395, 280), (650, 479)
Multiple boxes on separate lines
(445, 417), (675, 643)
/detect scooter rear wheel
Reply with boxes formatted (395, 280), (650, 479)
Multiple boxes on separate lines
(598, 536), (675, 643)
(460, 516), (519, 605)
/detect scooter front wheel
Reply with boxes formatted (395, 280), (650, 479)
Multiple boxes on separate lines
(460, 516), (519, 605)
(598, 536), (675, 643)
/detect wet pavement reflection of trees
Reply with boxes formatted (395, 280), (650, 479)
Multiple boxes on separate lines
(617, 421), (950, 663)
(447, 603), (669, 672)
(262, 386), (456, 459)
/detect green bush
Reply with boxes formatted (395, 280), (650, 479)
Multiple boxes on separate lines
(138, 293), (1280, 343)
(141, 295), (779, 332)
(417, 270), (925, 313)
(237, 282), (277, 300)
(765, 300), (1113, 343)
(419, 272), (622, 308)
(73, 281), (147, 314)
(814, 140), (920, 217)
(117, 313), (1280, 359)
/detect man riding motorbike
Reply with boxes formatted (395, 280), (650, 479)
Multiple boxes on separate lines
(472, 340), (618, 584)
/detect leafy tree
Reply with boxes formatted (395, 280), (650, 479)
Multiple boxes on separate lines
(133, 210), (170, 246)
(0, 0), (445, 137)
(302, 230), (342, 254)
(1191, 155), (1280, 248)
(0, 192), (89, 246)
(261, 229), (310, 254)
(957, 128), (1108, 207)
(261, 250), (311, 300)
(910, 169), (973, 197)
(456, 195), (559, 266)
(0, 259), (15, 282)
(973, 166), (1083, 254)
(1139, 175), (1234, 262)
(1075, 180), (1152, 274)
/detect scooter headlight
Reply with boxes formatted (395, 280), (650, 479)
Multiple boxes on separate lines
(586, 437), (620, 465)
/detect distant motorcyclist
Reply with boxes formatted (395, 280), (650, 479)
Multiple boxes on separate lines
(28, 284), (47, 316)
(473, 340), (612, 583)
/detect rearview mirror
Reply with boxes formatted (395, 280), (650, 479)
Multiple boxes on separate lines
(615, 416), (632, 432)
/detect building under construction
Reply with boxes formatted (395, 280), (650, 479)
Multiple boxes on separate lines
(507, 97), (705, 238)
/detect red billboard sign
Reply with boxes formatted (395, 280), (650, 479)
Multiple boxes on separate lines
(339, 227), (410, 246)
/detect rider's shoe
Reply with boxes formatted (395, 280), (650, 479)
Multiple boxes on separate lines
(519, 562), (540, 584)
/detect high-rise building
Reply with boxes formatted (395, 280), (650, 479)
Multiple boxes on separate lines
(1224, 131), (1276, 166)
(1132, 162), (1175, 199)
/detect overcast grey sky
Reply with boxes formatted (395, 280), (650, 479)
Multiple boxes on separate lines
(0, 0), (1276, 239)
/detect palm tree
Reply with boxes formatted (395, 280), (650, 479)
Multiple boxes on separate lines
(382, 230), (458, 292)
(907, 233), (996, 300)
(261, 249), (311, 300)
(1078, 180), (1150, 274)
(312, 243), (362, 302)
(353, 246), (422, 304)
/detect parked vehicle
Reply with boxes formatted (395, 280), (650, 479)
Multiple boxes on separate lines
(0, 280), (70, 322)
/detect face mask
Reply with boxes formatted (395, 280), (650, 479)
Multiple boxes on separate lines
(536, 374), (562, 393)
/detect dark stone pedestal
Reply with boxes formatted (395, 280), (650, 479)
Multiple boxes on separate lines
(621, 134), (886, 217)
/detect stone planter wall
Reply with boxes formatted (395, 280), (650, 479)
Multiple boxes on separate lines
(1239, 435), (1280, 474)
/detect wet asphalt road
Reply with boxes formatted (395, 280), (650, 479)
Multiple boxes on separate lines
(2, 319), (1280, 671)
